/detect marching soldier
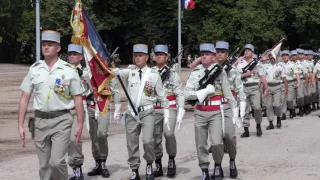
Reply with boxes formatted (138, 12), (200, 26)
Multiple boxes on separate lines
(214, 41), (246, 178)
(303, 49), (312, 114)
(296, 49), (309, 116)
(264, 53), (288, 129)
(280, 50), (300, 119)
(307, 50), (317, 111)
(185, 43), (238, 180)
(313, 52), (320, 116)
(259, 57), (268, 117)
(18, 30), (85, 180)
(236, 44), (269, 137)
(152, 45), (185, 178)
(113, 44), (170, 180)
(67, 44), (86, 180)
(86, 78), (120, 178)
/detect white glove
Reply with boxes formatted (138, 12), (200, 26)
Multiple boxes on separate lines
(113, 104), (122, 123)
(176, 108), (186, 130)
(164, 108), (170, 131)
(232, 107), (241, 128)
(196, 84), (215, 103)
(95, 104), (100, 119)
(240, 101), (246, 118)
(112, 68), (120, 76)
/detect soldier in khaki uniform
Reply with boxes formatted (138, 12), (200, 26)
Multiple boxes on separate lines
(280, 50), (300, 119)
(152, 45), (185, 178)
(264, 54), (288, 129)
(67, 44), (87, 180)
(215, 41), (246, 178)
(113, 44), (170, 180)
(313, 54), (320, 116)
(296, 48), (309, 116)
(236, 44), (269, 138)
(86, 76), (120, 178)
(18, 30), (85, 180)
(307, 50), (317, 111)
(302, 50), (313, 114)
(185, 43), (238, 180)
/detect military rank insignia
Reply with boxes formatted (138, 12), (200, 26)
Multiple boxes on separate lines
(144, 81), (155, 97)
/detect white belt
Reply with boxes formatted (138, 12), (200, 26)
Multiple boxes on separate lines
(154, 100), (176, 107)
(198, 100), (221, 106)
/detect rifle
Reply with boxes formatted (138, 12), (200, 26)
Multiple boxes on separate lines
(160, 49), (184, 82)
(314, 54), (319, 65)
(187, 64), (223, 106)
(222, 47), (245, 74)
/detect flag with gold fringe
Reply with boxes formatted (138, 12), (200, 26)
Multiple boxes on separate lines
(70, 0), (115, 114)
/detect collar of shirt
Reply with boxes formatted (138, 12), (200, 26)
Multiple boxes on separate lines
(138, 65), (148, 73)
(38, 58), (65, 71)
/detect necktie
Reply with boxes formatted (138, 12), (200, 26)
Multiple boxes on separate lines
(139, 70), (142, 80)
(204, 69), (209, 79)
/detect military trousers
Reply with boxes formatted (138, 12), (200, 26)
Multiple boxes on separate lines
(311, 83), (317, 103)
(281, 83), (287, 114)
(34, 112), (73, 180)
(88, 107), (110, 160)
(267, 84), (282, 121)
(153, 109), (177, 159)
(260, 85), (267, 110)
(68, 110), (84, 168)
(305, 82), (311, 105)
(194, 108), (224, 169)
(286, 80), (297, 110)
(125, 109), (155, 170)
(243, 84), (262, 127)
(297, 79), (305, 107)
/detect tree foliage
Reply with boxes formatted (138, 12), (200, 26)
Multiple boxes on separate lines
(0, 0), (320, 63)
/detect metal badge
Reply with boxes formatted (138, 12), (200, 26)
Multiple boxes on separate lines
(132, 73), (135, 76)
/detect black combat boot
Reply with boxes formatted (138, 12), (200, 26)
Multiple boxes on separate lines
(100, 159), (110, 178)
(229, 159), (238, 178)
(293, 108), (297, 117)
(266, 121), (274, 130)
(289, 109), (294, 119)
(312, 103), (316, 111)
(153, 159), (163, 177)
(317, 103), (320, 110)
(201, 169), (210, 180)
(167, 157), (176, 178)
(130, 169), (140, 180)
(262, 109), (267, 117)
(277, 117), (282, 128)
(87, 160), (101, 176)
(223, 138), (228, 153)
(211, 164), (224, 180)
(240, 127), (249, 138)
(298, 107), (304, 117)
(281, 113), (286, 120)
(146, 164), (154, 180)
(256, 124), (262, 136)
(69, 166), (84, 180)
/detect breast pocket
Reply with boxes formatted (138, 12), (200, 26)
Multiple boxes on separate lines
(31, 77), (44, 94)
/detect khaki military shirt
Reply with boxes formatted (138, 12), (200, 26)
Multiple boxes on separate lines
(227, 67), (246, 103)
(264, 63), (285, 83)
(280, 61), (297, 81)
(313, 60), (320, 78)
(296, 61), (308, 78)
(109, 77), (120, 104)
(20, 59), (84, 112)
(154, 65), (184, 107)
(184, 63), (237, 109)
(118, 66), (169, 109)
(302, 60), (312, 73)
(236, 59), (266, 84)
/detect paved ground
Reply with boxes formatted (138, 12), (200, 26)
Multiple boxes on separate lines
(1, 64), (320, 180)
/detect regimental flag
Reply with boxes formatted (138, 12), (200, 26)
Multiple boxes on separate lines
(70, 0), (115, 114)
(270, 42), (282, 60)
(181, 0), (195, 10)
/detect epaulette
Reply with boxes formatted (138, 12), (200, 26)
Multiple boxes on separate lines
(192, 68), (200, 72)
(31, 61), (41, 68)
(150, 67), (158, 73)
(64, 63), (75, 69)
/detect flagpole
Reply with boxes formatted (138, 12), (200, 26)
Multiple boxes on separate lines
(178, 0), (182, 72)
(35, 0), (40, 62)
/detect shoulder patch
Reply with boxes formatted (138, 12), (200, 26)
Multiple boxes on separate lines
(31, 62), (41, 68)
(192, 68), (200, 72)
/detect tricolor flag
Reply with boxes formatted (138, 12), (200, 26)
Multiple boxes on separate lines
(70, 0), (115, 114)
(181, 0), (195, 10)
